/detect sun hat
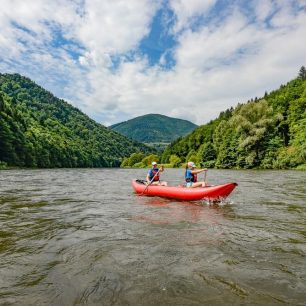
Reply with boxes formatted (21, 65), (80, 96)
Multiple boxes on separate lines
(187, 161), (196, 168)
(152, 161), (157, 166)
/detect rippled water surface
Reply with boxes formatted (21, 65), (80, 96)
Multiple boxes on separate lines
(0, 169), (305, 305)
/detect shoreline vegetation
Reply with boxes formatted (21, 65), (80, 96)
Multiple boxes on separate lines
(1, 68), (305, 171)
(120, 153), (306, 171)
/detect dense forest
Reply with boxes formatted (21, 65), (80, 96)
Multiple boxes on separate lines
(160, 68), (306, 169)
(123, 67), (306, 170)
(110, 114), (197, 144)
(0, 73), (153, 168)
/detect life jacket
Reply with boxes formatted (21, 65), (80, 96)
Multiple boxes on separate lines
(149, 168), (160, 181)
(185, 169), (197, 183)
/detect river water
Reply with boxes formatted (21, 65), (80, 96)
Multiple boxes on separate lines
(0, 169), (305, 305)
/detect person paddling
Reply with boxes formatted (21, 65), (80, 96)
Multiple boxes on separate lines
(146, 162), (167, 186)
(185, 161), (208, 188)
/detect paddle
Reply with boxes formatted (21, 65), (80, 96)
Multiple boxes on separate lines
(141, 166), (162, 195)
(200, 162), (208, 186)
(204, 169), (207, 186)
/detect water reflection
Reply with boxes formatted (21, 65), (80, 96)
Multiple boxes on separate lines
(131, 196), (237, 252)
(133, 196), (235, 225)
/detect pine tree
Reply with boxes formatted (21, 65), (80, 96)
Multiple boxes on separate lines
(298, 66), (306, 80)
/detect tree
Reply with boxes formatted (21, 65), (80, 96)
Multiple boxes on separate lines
(0, 93), (4, 111)
(169, 154), (181, 167)
(298, 66), (306, 80)
(186, 149), (198, 164)
(141, 154), (160, 166)
(197, 142), (216, 163)
(127, 152), (145, 167)
(213, 121), (239, 168)
(230, 99), (282, 168)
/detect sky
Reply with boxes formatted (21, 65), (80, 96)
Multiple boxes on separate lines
(0, 0), (306, 126)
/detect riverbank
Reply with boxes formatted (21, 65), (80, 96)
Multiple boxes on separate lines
(1, 164), (305, 171)
(121, 163), (306, 170)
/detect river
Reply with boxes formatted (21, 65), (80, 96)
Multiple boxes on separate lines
(0, 169), (305, 305)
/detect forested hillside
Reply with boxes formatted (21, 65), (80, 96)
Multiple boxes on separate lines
(161, 68), (306, 169)
(110, 114), (197, 144)
(0, 73), (153, 168)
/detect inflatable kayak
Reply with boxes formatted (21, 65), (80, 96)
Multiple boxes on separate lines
(132, 179), (237, 201)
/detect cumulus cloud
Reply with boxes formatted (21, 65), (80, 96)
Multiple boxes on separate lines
(168, 0), (217, 33)
(76, 0), (160, 73)
(0, 0), (306, 126)
(91, 1), (306, 125)
(253, 0), (275, 22)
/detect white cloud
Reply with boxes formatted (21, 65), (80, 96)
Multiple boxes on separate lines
(253, 0), (275, 22)
(0, 0), (160, 109)
(168, 0), (218, 33)
(76, 0), (160, 69)
(0, 0), (306, 127)
(175, 10), (257, 70)
(86, 2), (306, 125)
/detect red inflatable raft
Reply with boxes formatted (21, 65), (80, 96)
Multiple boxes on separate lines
(132, 179), (237, 201)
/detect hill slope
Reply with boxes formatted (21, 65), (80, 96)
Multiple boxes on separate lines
(110, 114), (197, 144)
(161, 73), (306, 169)
(0, 73), (153, 168)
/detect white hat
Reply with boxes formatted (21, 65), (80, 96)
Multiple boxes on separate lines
(187, 161), (196, 168)
(152, 161), (157, 166)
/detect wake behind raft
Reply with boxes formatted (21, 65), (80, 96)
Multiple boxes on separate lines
(132, 179), (237, 201)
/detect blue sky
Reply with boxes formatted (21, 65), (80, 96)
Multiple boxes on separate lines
(0, 0), (306, 125)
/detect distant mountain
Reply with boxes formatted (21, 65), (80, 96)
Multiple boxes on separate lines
(0, 73), (153, 168)
(110, 114), (197, 145)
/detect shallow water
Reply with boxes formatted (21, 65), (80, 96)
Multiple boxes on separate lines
(0, 169), (305, 305)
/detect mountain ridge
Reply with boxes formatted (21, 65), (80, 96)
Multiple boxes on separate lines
(0, 73), (153, 168)
(110, 113), (197, 144)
